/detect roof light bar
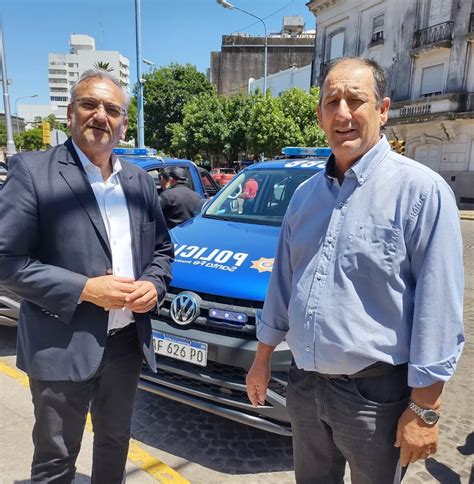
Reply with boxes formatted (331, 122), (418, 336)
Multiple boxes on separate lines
(113, 147), (157, 156)
(281, 146), (332, 157)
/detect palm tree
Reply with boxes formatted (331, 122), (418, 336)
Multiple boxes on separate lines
(93, 61), (114, 72)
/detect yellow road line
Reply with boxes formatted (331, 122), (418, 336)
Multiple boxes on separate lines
(0, 360), (189, 484)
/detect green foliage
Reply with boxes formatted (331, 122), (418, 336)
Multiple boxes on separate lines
(14, 128), (45, 151)
(0, 122), (6, 146)
(140, 63), (214, 150)
(125, 97), (137, 142)
(169, 85), (327, 161)
(169, 92), (228, 159)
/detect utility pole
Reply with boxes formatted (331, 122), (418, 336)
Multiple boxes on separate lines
(135, 0), (145, 148)
(0, 17), (16, 159)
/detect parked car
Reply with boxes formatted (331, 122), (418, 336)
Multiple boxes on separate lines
(210, 167), (236, 187)
(139, 147), (331, 435)
(0, 148), (220, 328)
(113, 148), (219, 199)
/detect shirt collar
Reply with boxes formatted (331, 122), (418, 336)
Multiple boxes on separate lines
(325, 135), (390, 185)
(72, 139), (122, 176)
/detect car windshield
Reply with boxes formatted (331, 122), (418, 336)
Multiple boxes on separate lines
(203, 168), (318, 226)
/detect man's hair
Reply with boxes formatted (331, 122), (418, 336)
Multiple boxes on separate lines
(168, 167), (188, 181)
(70, 69), (130, 109)
(320, 57), (387, 106)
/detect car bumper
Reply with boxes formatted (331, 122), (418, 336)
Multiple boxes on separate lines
(139, 317), (292, 435)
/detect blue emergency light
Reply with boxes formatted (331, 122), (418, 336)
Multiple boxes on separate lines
(281, 146), (332, 158)
(113, 147), (157, 156)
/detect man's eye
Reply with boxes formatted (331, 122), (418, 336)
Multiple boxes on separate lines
(105, 105), (122, 117)
(81, 101), (97, 110)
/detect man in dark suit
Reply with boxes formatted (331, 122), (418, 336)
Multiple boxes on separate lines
(0, 70), (173, 483)
(159, 167), (204, 229)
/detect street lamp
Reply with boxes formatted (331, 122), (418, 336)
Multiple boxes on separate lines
(142, 58), (156, 72)
(135, 0), (145, 148)
(15, 94), (37, 133)
(216, 0), (268, 96)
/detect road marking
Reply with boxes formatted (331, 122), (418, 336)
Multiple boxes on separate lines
(0, 360), (190, 484)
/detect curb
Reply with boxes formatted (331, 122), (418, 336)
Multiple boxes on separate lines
(460, 211), (474, 221)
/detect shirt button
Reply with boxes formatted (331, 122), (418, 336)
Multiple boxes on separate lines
(106, 268), (113, 275)
(308, 309), (314, 315)
(305, 346), (311, 352)
(316, 274), (322, 281)
(327, 237), (333, 244)
(338, 202), (344, 209)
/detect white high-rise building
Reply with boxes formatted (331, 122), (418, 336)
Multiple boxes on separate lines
(48, 34), (130, 122)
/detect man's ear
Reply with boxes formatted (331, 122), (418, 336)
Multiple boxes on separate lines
(66, 103), (73, 129)
(379, 97), (391, 127)
(317, 104), (323, 129)
(120, 116), (129, 141)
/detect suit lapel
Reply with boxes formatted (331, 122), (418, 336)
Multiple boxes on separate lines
(58, 139), (112, 259)
(118, 160), (142, 276)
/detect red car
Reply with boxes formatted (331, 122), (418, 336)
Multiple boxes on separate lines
(210, 167), (236, 187)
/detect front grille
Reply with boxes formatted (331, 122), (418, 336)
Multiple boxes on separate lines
(154, 287), (263, 339)
(142, 356), (287, 405)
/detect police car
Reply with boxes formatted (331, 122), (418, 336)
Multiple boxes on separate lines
(113, 147), (219, 198)
(139, 147), (331, 435)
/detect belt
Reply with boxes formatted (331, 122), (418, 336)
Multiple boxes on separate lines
(107, 325), (131, 337)
(314, 362), (406, 380)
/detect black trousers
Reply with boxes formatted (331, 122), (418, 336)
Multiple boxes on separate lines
(29, 324), (143, 484)
(287, 362), (410, 484)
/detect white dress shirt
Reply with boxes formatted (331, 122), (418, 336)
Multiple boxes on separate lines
(73, 141), (135, 332)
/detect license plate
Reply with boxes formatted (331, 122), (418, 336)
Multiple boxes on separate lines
(152, 331), (208, 367)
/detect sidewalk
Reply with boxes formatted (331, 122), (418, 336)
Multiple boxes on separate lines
(0, 354), (188, 484)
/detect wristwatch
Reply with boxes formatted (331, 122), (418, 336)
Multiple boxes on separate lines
(408, 400), (440, 425)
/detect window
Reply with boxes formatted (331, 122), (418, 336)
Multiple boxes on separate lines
(48, 69), (67, 75)
(371, 14), (384, 43)
(51, 96), (68, 102)
(49, 78), (68, 84)
(420, 64), (444, 97)
(50, 87), (68, 93)
(329, 31), (344, 60)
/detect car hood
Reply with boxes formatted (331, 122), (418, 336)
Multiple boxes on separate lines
(169, 216), (280, 301)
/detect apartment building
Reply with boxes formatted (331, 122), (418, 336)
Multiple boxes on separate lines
(48, 34), (130, 122)
(307, 0), (474, 207)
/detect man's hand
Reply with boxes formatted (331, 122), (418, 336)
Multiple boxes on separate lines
(124, 280), (158, 313)
(395, 408), (439, 465)
(80, 276), (135, 310)
(246, 359), (270, 407)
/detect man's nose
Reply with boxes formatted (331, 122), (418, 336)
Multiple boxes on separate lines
(92, 104), (108, 122)
(334, 100), (352, 120)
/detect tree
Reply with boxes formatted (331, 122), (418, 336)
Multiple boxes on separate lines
(0, 122), (6, 147)
(32, 114), (69, 135)
(124, 97), (137, 142)
(141, 63), (214, 151)
(169, 92), (228, 159)
(222, 94), (254, 161)
(14, 128), (45, 151)
(93, 61), (113, 72)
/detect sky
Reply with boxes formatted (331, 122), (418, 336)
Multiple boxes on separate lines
(1, 0), (316, 111)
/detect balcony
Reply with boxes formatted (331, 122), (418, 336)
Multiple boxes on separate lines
(413, 21), (453, 51)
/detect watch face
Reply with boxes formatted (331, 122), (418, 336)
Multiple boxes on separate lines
(423, 410), (439, 424)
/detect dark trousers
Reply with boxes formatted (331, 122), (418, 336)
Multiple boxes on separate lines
(286, 362), (410, 484)
(29, 324), (143, 484)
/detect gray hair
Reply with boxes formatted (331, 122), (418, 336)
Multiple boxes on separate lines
(70, 69), (130, 109)
(320, 57), (388, 107)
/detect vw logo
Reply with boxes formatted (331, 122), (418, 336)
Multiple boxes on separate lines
(170, 291), (201, 325)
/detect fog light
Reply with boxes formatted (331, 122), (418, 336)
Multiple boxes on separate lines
(209, 308), (248, 324)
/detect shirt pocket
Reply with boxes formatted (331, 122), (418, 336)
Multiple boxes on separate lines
(341, 222), (400, 277)
(140, 221), (156, 271)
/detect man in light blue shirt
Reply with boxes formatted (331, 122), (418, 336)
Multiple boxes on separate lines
(246, 57), (464, 483)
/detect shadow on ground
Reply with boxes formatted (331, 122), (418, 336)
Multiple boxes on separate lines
(131, 389), (294, 475)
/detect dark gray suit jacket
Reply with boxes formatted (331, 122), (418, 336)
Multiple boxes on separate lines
(0, 139), (173, 381)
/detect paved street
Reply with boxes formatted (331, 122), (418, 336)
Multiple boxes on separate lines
(0, 220), (472, 483)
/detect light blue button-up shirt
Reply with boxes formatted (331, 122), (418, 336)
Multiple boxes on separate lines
(257, 136), (464, 388)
